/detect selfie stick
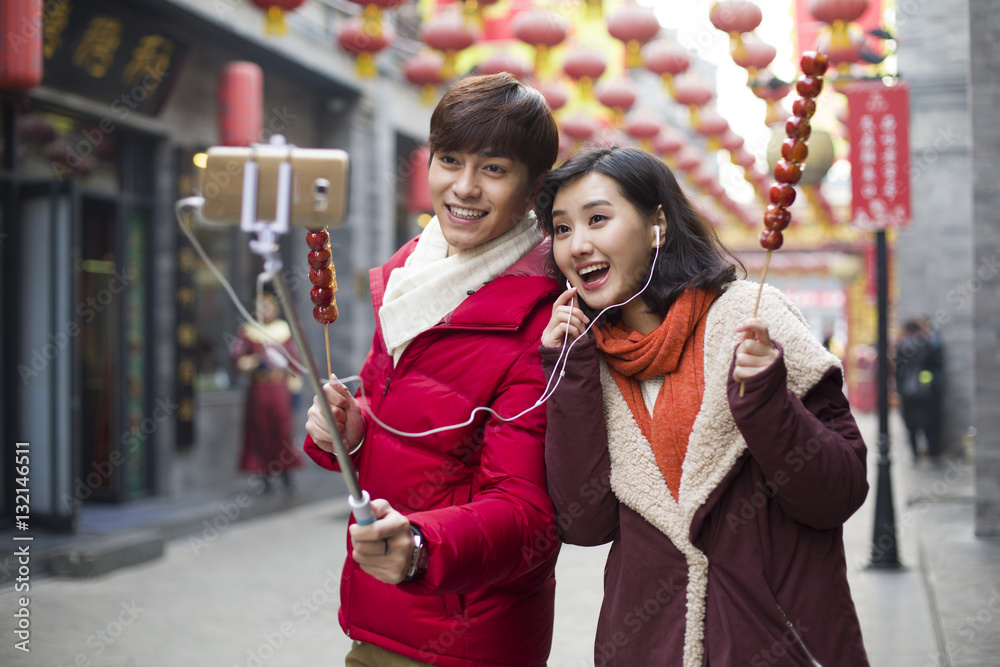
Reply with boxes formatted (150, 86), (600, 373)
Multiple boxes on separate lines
(235, 136), (374, 526)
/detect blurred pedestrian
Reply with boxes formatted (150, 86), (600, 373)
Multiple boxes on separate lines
(232, 292), (303, 494)
(303, 73), (561, 666)
(537, 147), (869, 666)
(895, 317), (945, 462)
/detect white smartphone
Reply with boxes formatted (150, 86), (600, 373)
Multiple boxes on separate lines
(200, 145), (349, 228)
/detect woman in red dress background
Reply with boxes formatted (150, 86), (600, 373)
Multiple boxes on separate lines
(231, 293), (303, 494)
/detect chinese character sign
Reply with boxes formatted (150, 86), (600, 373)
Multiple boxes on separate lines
(846, 81), (912, 230)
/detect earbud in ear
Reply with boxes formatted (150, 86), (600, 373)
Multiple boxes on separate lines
(655, 226), (661, 245)
(566, 279), (572, 290)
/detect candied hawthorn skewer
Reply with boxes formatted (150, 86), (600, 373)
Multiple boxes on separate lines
(740, 50), (829, 397)
(307, 228), (338, 378)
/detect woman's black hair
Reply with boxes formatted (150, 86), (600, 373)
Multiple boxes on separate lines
(535, 146), (744, 321)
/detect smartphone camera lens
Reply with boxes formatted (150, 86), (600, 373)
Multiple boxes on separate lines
(313, 178), (330, 211)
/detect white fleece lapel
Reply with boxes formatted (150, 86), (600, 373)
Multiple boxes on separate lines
(601, 280), (841, 667)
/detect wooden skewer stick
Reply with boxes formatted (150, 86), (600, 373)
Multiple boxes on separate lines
(324, 323), (332, 380)
(739, 249), (773, 398)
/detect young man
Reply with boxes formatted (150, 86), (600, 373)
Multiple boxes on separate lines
(304, 73), (561, 667)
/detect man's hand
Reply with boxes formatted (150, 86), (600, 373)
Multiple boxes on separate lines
(304, 375), (366, 453)
(348, 499), (416, 585)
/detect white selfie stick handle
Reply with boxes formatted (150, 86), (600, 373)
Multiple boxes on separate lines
(349, 490), (375, 525)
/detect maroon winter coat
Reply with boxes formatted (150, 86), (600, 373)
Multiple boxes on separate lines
(543, 282), (870, 666)
(305, 239), (560, 667)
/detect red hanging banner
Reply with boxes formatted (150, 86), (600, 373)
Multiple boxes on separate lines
(845, 80), (911, 230)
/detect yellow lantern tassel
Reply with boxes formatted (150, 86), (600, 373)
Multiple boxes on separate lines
(660, 73), (675, 96)
(626, 40), (642, 69)
(363, 5), (383, 39)
(534, 44), (550, 80)
(356, 52), (377, 78)
(264, 7), (288, 36)
(420, 84), (438, 105)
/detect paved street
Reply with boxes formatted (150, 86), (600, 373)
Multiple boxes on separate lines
(1, 411), (997, 666)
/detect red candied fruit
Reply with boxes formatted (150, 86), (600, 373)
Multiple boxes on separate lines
(313, 303), (339, 325)
(306, 229), (330, 251)
(770, 183), (797, 207)
(759, 229), (784, 251)
(310, 286), (334, 306)
(309, 267), (333, 287)
(308, 248), (332, 269)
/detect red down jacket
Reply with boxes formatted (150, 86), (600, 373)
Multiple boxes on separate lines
(305, 238), (561, 667)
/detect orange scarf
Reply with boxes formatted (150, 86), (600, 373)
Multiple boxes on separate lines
(594, 288), (717, 501)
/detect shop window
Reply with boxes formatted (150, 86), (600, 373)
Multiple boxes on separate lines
(177, 148), (254, 395)
(17, 110), (119, 194)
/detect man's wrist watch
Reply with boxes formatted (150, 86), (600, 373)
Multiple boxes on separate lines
(403, 526), (428, 582)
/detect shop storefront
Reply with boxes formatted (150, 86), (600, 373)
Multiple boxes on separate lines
(1, 0), (429, 530)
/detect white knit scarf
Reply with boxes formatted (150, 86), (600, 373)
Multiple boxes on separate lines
(379, 212), (543, 364)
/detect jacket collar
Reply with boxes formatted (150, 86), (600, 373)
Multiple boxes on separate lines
(369, 238), (558, 343)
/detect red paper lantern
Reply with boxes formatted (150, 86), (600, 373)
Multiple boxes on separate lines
(641, 39), (691, 92)
(710, 0), (763, 63)
(695, 110), (729, 138)
(674, 146), (703, 172)
(250, 0), (307, 36)
(346, 0), (405, 48)
(338, 17), (394, 78)
(533, 80), (569, 112)
(590, 127), (632, 149)
(719, 129), (744, 152)
(672, 77), (714, 126)
(808, 0), (870, 23)
(809, 0), (870, 69)
(732, 148), (757, 169)
(562, 47), (607, 100)
(653, 129), (685, 157)
(477, 51), (532, 80)
(404, 52), (445, 104)
(407, 146), (433, 214)
(561, 114), (599, 143)
(750, 73), (792, 125)
(813, 24), (867, 67)
(624, 109), (660, 152)
(672, 77), (714, 107)
(595, 78), (637, 126)
(511, 10), (569, 75)
(732, 33), (776, 77)
(595, 78), (637, 111)
(421, 11), (479, 78)
(709, 1), (763, 34)
(606, 5), (661, 69)
(0, 0), (43, 91)
(218, 62), (263, 147)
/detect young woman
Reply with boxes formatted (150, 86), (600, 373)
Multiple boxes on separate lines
(537, 146), (869, 666)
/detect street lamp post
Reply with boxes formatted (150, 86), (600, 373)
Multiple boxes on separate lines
(869, 229), (901, 569)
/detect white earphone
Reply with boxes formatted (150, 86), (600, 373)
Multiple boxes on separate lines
(566, 279), (572, 290)
(655, 225), (661, 245)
